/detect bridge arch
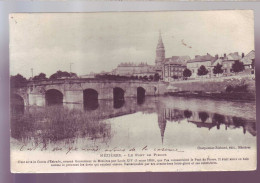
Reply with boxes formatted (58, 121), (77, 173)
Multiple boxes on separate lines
(44, 85), (64, 95)
(83, 89), (99, 110)
(113, 87), (125, 109)
(45, 89), (63, 106)
(11, 94), (25, 115)
(137, 87), (146, 104)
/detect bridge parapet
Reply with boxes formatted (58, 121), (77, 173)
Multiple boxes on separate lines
(26, 78), (163, 86)
(11, 79), (168, 107)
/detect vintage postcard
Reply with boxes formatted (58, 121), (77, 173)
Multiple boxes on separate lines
(10, 11), (256, 173)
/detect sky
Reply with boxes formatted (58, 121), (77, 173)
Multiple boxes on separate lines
(9, 11), (254, 78)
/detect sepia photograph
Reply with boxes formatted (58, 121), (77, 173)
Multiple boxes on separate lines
(9, 11), (256, 173)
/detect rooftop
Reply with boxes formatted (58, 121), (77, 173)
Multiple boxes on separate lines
(187, 53), (216, 64)
(224, 52), (242, 61)
(241, 50), (255, 64)
(164, 56), (191, 66)
(118, 62), (151, 67)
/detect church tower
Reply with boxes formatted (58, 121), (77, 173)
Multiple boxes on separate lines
(155, 31), (165, 66)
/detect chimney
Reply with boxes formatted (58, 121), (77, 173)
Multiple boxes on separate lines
(242, 53), (245, 58)
(224, 53), (226, 58)
(215, 54), (219, 59)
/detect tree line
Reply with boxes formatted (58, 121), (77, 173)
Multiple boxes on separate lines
(181, 60), (246, 79)
(10, 71), (78, 88)
(10, 71), (161, 88)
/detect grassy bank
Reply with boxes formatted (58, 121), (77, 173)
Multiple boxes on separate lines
(11, 106), (111, 144)
(166, 81), (255, 102)
(166, 91), (255, 101)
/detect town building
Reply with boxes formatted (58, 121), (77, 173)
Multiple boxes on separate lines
(241, 50), (255, 74)
(222, 52), (242, 75)
(80, 72), (96, 78)
(163, 56), (190, 82)
(187, 53), (217, 78)
(107, 32), (166, 78)
(111, 62), (155, 77)
(92, 31), (255, 80)
(154, 32), (191, 81)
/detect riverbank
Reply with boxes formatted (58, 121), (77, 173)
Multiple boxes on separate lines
(165, 91), (255, 102)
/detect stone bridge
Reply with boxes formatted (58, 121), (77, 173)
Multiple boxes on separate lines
(11, 79), (168, 107)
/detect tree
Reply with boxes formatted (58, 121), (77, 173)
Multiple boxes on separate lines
(183, 68), (192, 78)
(149, 75), (154, 81)
(70, 72), (78, 78)
(49, 71), (77, 80)
(154, 73), (160, 81)
(143, 75), (148, 81)
(32, 73), (47, 81)
(197, 65), (208, 76)
(130, 75), (135, 80)
(232, 61), (245, 73)
(10, 74), (27, 88)
(213, 63), (223, 75)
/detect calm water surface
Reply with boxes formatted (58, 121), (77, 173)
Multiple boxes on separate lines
(12, 96), (256, 149)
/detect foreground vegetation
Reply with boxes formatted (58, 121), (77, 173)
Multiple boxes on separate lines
(11, 106), (111, 145)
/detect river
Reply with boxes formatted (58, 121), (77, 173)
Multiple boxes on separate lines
(11, 96), (256, 150)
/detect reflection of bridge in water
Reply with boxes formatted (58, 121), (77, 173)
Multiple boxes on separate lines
(13, 94), (256, 142)
(162, 108), (256, 137)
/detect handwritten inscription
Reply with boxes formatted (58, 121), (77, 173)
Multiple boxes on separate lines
(18, 144), (184, 155)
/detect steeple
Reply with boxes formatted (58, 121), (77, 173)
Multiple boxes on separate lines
(157, 31), (164, 49)
(155, 31), (165, 66)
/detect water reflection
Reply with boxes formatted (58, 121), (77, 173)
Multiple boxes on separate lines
(113, 87), (125, 109)
(137, 87), (146, 105)
(184, 110), (192, 119)
(113, 99), (125, 109)
(11, 96), (256, 148)
(162, 107), (256, 136)
(198, 112), (209, 123)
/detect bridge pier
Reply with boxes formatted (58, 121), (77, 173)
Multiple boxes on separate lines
(28, 93), (45, 106)
(98, 88), (113, 100)
(12, 80), (169, 107)
(64, 90), (83, 104)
